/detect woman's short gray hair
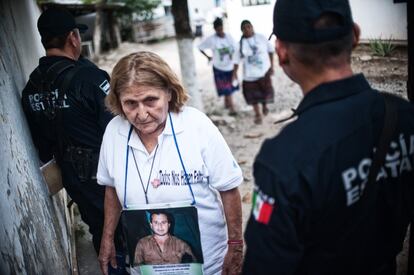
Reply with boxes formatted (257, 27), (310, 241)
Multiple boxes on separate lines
(106, 51), (189, 116)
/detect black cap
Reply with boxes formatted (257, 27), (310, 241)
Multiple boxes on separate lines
(37, 7), (88, 38)
(273, 0), (354, 43)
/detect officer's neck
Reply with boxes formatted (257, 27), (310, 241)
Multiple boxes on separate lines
(46, 48), (78, 61)
(298, 65), (354, 96)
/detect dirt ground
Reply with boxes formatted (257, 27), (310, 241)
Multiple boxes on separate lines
(92, 39), (409, 273)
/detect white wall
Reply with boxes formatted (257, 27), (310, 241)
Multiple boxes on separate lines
(226, 0), (275, 41)
(225, 0), (407, 42)
(350, 0), (406, 41)
(188, 0), (217, 23)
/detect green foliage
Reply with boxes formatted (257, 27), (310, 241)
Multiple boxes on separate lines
(113, 0), (161, 41)
(80, 0), (161, 20)
(77, 0), (161, 41)
(122, 0), (161, 20)
(369, 37), (396, 57)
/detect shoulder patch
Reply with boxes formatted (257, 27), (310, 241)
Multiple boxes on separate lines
(99, 80), (110, 95)
(252, 185), (275, 225)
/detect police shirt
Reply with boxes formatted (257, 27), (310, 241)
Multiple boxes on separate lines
(21, 56), (112, 162)
(243, 74), (414, 275)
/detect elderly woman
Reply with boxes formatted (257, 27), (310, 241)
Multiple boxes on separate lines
(97, 51), (243, 275)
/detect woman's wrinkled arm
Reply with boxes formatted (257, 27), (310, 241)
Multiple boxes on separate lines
(220, 187), (243, 275)
(98, 186), (122, 275)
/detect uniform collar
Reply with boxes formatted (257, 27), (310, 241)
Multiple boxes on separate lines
(39, 55), (75, 66)
(294, 74), (371, 116)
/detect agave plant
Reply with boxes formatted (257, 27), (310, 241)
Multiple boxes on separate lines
(369, 37), (396, 57)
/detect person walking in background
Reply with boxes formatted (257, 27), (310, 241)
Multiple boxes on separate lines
(243, 0), (414, 274)
(20, 7), (126, 274)
(193, 8), (204, 38)
(199, 18), (239, 115)
(234, 20), (274, 124)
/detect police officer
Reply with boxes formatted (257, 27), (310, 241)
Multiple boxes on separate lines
(21, 7), (124, 267)
(243, 0), (414, 274)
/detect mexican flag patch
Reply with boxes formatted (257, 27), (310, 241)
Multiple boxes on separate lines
(252, 186), (275, 225)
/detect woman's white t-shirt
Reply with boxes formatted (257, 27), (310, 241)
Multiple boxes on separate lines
(97, 106), (243, 275)
(198, 34), (238, 72)
(237, 33), (275, 81)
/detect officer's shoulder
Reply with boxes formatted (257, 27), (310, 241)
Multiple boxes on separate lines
(257, 123), (302, 167)
(383, 92), (414, 110)
(22, 67), (41, 95)
(74, 64), (110, 93)
(76, 64), (108, 80)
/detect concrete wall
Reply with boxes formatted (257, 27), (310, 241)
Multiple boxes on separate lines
(350, 0), (407, 41)
(0, 0), (73, 274)
(225, 0), (275, 41)
(225, 0), (407, 42)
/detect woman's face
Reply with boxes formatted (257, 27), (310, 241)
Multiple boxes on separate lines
(215, 25), (224, 37)
(242, 23), (254, 37)
(120, 85), (171, 138)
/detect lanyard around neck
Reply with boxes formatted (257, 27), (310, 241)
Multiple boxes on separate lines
(168, 112), (196, 205)
(130, 143), (159, 204)
(123, 112), (196, 209)
(245, 35), (257, 53)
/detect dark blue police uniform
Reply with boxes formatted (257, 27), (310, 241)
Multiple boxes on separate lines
(243, 74), (414, 275)
(21, 56), (113, 253)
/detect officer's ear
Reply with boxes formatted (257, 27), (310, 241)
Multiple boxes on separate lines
(352, 23), (360, 49)
(276, 39), (289, 66)
(67, 30), (79, 48)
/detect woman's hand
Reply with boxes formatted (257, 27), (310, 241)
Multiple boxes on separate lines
(232, 67), (239, 82)
(98, 236), (116, 275)
(98, 186), (122, 275)
(222, 244), (244, 275)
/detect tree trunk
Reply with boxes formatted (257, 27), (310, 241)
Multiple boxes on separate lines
(0, 0), (73, 274)
(93, 3), (103, 56)
(408, 0), (413, 102)
(171, 0), (203, 111)
(407, 1), (414, 274)
(108, 11), (122, 49)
